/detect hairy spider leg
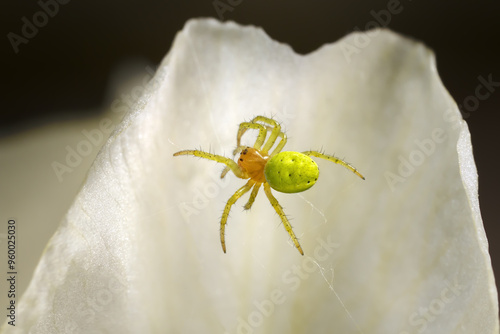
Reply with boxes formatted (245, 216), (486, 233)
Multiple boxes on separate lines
(236, 116), (270, 140)
(173, 150), (248, 179)
(263, 182), (304, 255)
(254, 117), (288, 157)
(243, 182), (262, 210)
(269, 130), (287, 157)
(237, 116), (286, 155)
(220, 116), (287, 178)
(220, 180), (255, 253)
(302, 151), (365, 180)
(235, 122), (267, 153)
(237, 125), (287, 157)
(256, 116), (282, 154)
(220, 167), (231, 180)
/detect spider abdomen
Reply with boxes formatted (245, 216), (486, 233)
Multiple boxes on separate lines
(264, 151), (319, 193)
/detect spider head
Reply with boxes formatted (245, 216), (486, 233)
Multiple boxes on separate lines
(238, 147), (268, 183)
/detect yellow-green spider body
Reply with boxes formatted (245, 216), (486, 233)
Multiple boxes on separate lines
(264, 151), (319, 193)
(173, 116), (364, 255)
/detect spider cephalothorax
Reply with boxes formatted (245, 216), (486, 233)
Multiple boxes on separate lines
(174, 115), (364, 255)
(237, 147), (268, 183)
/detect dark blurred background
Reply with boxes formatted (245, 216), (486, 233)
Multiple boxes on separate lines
(2, 0), (499, 303)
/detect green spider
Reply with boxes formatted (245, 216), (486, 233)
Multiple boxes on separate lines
(174, 115), (364, 255)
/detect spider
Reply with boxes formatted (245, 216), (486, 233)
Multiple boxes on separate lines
(173, 115), (365, 255)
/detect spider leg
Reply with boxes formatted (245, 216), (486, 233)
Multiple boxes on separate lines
(173, 150), (247, 179)
(247, 116), (287, 157)
(220, 180), (255, 253)
(268, 130), (287, 157)
(221, 145), (246, 180)
(235, 122), (267, 153)
(243, 182), (262, 210)
(302, 151), (365, 180)
(263, 182), (304, 255)
(221, 118), (286, 179)
(253, 116), (282, 154)
(234, 116), (287, 157)
(220, 166), (230, 179)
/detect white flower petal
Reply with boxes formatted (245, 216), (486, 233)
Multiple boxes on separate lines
(3, 19), (497, 334)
